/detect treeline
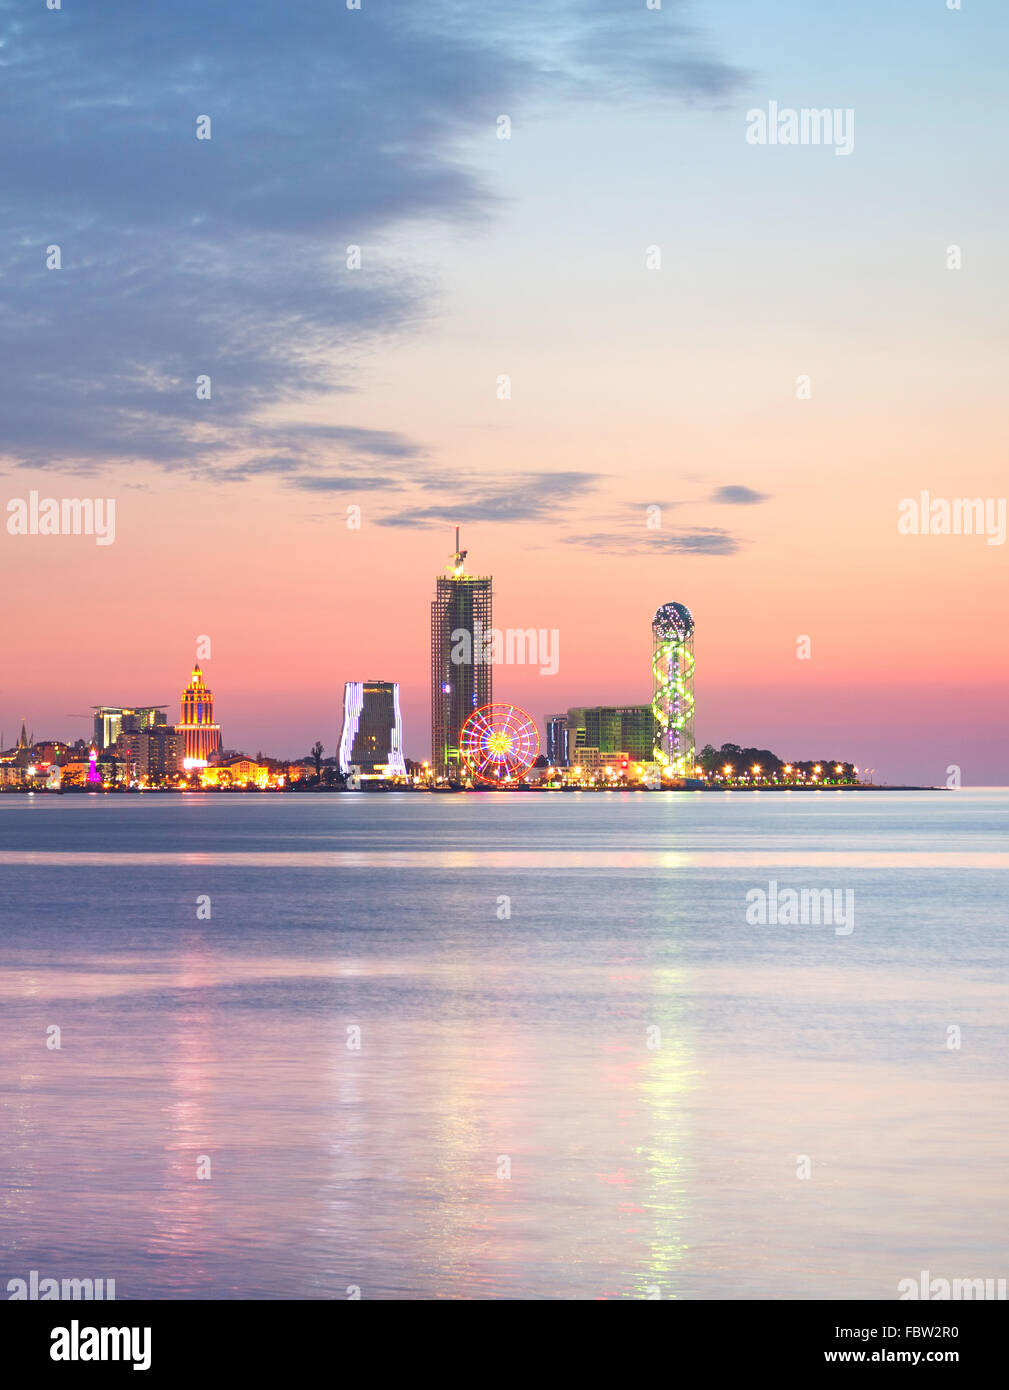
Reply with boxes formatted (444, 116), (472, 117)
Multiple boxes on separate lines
(697, 743), (857, 777)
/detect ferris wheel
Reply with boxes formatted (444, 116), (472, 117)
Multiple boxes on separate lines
(459, 703), (540, 784)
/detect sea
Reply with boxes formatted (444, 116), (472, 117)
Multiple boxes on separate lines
(1, 788), (1006, 1300)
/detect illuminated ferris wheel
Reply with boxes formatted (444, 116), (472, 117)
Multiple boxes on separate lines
(459, 703), (540, 784)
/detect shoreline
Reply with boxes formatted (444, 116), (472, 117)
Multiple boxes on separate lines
(1, 784), (943, 796)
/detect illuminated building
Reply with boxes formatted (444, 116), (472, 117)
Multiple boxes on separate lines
(339, 680), (406, 776)
(545, 714), (569, 767)
(200, 759), (271, 789)
(115, 730), (150, 782)
(34, 741), (71, 763)
(565, 706), (654, 761)
(651, 602), (695, 777)
(150, 728), (183, 781)
(430, 529), (492, 779)
(175, 664), (222, 765)
(93, 705), (167, 750)
(569, 748), (631, 774)
(115, 726), (183, 784)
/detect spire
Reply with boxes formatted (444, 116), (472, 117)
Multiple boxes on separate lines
(18, 720), (29, 750)
(447, 527), (468, 577)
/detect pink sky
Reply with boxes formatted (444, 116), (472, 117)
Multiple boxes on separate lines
(1, 1), (1006, 786)
(2, 446), (1005, 785)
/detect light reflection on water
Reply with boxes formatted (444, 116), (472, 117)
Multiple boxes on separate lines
(0, 791), (1006, 1299)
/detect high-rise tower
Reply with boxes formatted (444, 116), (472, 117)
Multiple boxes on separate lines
(339, 680), (406, 776)
(651, 603), (695, 777)
(175, 664), (222, 765)
(431, 529), (492, 779)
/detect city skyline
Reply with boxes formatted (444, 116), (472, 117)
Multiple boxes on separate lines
(1, 2), (1007, 784)
(2, 0), (1006, 1322)
(0, 519), (999, 782)
(1, 530), (857, 778)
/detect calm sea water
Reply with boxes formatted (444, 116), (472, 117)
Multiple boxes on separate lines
(1, 789), (1006, 1300)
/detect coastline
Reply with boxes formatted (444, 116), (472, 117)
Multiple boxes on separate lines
(0, 783), (943, 796)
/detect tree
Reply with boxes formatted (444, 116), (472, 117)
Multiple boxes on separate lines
(311, 741), (324, 777)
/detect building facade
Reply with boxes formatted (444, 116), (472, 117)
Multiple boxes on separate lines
(93, 705), (167, 750)
(568, 747), (632, 773)
(339, 680), (407, 776)
(115, 726), (183, 783)
(175, 664), (222, 765)
(565, 705), (654, 761)
(430, 530), (492, 779)
(200, 759), (270, 789)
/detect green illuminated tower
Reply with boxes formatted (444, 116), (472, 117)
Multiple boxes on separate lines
(651, 602), (695, 777)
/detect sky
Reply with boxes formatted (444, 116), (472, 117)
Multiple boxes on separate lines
(1, 0), (1006, 784)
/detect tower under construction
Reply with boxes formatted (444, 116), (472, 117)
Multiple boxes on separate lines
(431, 529), (493, 779)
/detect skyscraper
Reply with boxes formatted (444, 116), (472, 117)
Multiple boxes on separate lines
(175, 664), (222, 765)
(339, 680), (406, 776)
(545, 713), (569, 767)
(651, 602), (695, 777)
(93, 705), (167, 750)
(430, 529), (492, 779)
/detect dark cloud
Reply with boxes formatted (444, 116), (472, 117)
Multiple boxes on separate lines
(565, 529), (741, 556)
(288, 475), (403, 494)
(711, 485), (770, 505)
(0, 0), (742, 494)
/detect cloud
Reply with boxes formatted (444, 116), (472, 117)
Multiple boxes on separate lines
(377, 470), (602, 526)
(288, 475), (404, 494)
(564, 529), (741, 556)
(710, 485), (769, 505)
(0, 0), (742, 493)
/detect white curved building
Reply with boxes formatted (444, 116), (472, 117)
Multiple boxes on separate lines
(339, 680), (406, 777)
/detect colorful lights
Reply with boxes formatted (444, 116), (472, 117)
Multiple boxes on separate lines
(651, 602), (695, 778)
(177, 664), (222, 764)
